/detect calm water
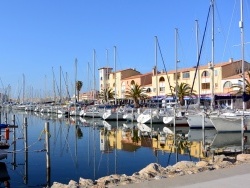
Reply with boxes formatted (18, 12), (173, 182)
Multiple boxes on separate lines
(1, 109), (247, 188)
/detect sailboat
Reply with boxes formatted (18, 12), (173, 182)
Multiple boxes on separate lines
(137, 37), (167, 124)
(162, 29), (188, 126)
(186, 1), (217, 129)
(210, 0), (250, 132)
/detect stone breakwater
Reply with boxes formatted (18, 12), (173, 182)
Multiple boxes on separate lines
(51, 154), (250, 188)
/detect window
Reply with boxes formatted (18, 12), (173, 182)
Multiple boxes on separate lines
(214, 70), (218, 76)
(100, 77), (103, 80)
(159, 77), (165, 93)
(201, 71), (209, 77)
(201, 83), (210, 89)
(131, 80), (135, 85)
(236, 68), (242, 74)
(223, 81), (232, 88)
(182, 72), (190, 79)
(121, 82), (126, 93)
(159, 77), (165, 82)
(159, 87), (165, 92)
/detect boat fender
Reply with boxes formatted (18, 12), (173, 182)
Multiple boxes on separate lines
(5, 128), (9, 140)
(244, 124), (248, 131)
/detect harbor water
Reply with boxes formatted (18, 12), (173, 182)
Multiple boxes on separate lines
(0, 109), (248, 187)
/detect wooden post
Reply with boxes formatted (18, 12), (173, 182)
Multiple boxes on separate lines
(202, 111), (205, 152)
(45, 122), (51, 187)
(24, 117), (28, 184)
(12, 115), (16, 170)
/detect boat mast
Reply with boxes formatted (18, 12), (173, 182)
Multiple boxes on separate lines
(75, 58), (77, 103)
(195, 20), (201, 105)
(60, 66), (62, 104)
(114, 46), (117, 105)
(155, 36), (158, 106)
(240, 0), (245, 111)
(52, 67), (56, 102)
(22, 74), (25, 103)
(240, 0), (246, 154)
(106, 49), (109, 102)
(175, 28), (179, 104)
(93, 50), (96, 101)
(210, 0), (215, 110)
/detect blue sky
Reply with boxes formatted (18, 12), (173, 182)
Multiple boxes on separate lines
(0, 0), (249, 99)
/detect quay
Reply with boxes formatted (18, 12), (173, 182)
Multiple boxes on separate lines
(119, 163), (250, 188)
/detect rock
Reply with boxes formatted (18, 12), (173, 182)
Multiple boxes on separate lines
(173, 161), (196, 169)
(196, 161), (208, 167)
(96, 174), (121, 186)
(237, 154), (250, 162)
(139, 163), (164, 174)
(216, 161), (233, 168)
(209, 155), (226, 163)
(68, 180), (78, 188)
(154, 175), (166, 180)
(79, 178), (94, 187)
(119, 174), (134, 184)
(51, 153), (250, 188)
(51, 182), (68, 188)
(186, 170), (195, 175)
(137, 163), (164, 179)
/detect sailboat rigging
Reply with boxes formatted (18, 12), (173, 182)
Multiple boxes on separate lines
(209, 0), (250, 134)
(189, 2), (212, 110)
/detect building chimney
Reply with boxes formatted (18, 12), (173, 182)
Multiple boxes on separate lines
(229, 58), (233, 63)
(152, 66), (156, 76)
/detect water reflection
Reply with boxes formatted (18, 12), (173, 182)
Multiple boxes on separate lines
(210, 132), (250, 153)
(1, 109), (250, 187)
(0, 162), (10, 187)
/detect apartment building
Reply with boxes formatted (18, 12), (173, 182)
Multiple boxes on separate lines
(98, 67), (141, 98)
(98, 59), (250, 107)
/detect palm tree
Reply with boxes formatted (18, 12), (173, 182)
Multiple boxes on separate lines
(125, 83), (148, 108)
(170, 82), (197, 106)
(230, 71), (250, 102)
(230, 71), (250, 95)
(75, 80), (83, 102)
(99, 87), (114, 103)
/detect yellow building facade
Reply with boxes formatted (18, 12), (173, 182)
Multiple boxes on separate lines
(98, 59), (250, 106)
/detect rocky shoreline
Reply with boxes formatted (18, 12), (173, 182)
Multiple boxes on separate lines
(51, 153), (250, 188)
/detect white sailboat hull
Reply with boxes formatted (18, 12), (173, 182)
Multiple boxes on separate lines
(102, 110), (124, 120)
(137, 113), (163, 124)
(210, 115), (250, 132)
(187, 114), (214, 129)
(163, 116), (188, 125)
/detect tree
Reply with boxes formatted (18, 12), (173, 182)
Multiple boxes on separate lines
(230, 71), (250, 95)
(99, 87), (114, 103)
(170, 82), (197, 106)
(76, 80), (83, 102)
(125, 83), (148, 108)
